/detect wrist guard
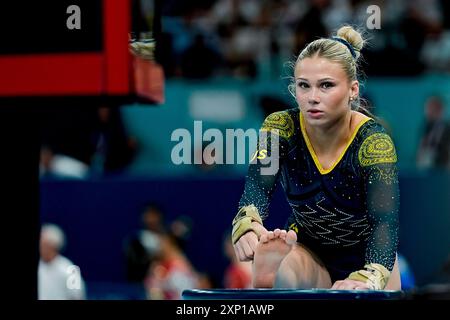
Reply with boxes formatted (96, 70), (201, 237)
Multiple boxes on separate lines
(347, 263), (391, 290)
(231, 205), (263, 244)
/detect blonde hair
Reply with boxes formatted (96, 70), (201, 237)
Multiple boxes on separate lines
(289, 26), (367, 112)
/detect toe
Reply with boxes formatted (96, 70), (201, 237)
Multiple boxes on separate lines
(259, 233), (269, 243)
(273, 228), (281, 238)
(285, 230), (297, 245)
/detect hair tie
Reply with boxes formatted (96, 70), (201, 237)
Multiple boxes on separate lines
(332, 37), (357, 58)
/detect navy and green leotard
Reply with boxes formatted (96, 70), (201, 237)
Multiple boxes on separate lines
(238, 108), (399, 282)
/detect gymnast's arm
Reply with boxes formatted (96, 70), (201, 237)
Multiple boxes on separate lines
(347, 133), (400, 289)
(232, 127), (289, 262)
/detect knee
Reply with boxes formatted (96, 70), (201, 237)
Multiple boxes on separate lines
(385, 257), (402, 290)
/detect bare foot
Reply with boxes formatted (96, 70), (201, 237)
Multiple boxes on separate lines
(252, 229), (297, 288)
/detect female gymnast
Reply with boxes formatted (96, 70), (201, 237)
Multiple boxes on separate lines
(232, 25), (401, 290)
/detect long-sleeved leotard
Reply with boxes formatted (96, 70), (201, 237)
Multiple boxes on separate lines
(238, 108), (399, 282)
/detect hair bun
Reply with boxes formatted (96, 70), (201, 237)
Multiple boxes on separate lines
(336, 26), (365, 58)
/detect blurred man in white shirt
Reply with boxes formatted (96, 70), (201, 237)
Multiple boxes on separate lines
(38, 224), (86, 300)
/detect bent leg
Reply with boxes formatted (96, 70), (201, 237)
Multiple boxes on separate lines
(385, 255), (401, 290)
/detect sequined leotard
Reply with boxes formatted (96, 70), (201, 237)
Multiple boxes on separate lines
(238, 108), (399, 282)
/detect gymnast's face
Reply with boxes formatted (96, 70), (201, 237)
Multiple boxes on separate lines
(295, 55), (358, 127)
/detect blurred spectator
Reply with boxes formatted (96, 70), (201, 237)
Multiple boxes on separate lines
(90, 106), (137, 175)
(38, 223), (86, 300)
(40, 109), (95, 176)
(223, 233), (252, 289)
(396, 0), (442, 74)
(416, 96), (450, 169)
(39, 145), (89, 179)
(420, 28), (450, 72)
(40, 106), (137, 178)
(169, 215), (193, 252)
(292, 0), (330, 57)
(159, 0), (449, 78)
(123, 203), (166, 282)
(162, 0), (450, 78)
(145, 234), (200, 299)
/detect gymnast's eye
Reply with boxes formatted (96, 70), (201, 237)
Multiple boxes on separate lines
(320, 81), (335, 89)
(297, 82), (309, 89)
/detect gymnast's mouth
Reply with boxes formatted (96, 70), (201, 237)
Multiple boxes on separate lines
(307, 108), (323, 113)
(306, 109), (325, 118)
(306, 109), (325, 119)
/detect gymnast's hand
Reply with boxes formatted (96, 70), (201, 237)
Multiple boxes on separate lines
(233, 222), (268, 262)
(331, 279), (372, 290)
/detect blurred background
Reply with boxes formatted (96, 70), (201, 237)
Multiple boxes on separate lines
(2, 0), (449, 299)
